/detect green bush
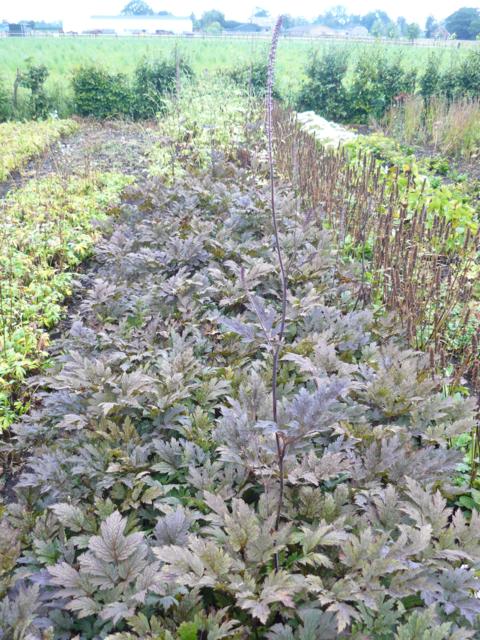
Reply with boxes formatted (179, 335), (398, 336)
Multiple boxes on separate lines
(132, 58), (192, 119)
(71, 60), (194, 121)
(72, 66), (133, 119)
(0, 79), (12, 122)
(17, 63), (50, 120)
(297, 50), (417, 123)
(440, 65), (459, 102)
(348, 52), (416, 122)
(297, 49), (350, 120)
(419, 55), (441, 102)
(452, 49), (480, 98)
(440, 50), (480, 101)
(228, 60), (278, 98)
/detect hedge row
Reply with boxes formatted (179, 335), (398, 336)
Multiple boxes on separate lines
(297, 48), (480, 123)
(2, 47), (480, 123)
(0, 59), (192, 121)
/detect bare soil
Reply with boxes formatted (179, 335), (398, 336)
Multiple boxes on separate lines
(0, 119), (158, 200)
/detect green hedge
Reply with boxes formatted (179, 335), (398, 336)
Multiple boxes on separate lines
(297, 47), (480, 123)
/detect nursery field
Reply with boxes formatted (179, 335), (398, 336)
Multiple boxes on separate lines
(0, 35), (473, 101)
(0, 66), (480, 639)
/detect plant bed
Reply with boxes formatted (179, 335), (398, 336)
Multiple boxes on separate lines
(0, 119), (79, 183)
(1, 122), (480, 637)
(0, 172), (132, 429)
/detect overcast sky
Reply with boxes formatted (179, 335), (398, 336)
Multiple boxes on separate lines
(0, 0), (471, 25)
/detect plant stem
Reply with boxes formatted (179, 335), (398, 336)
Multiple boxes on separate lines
(266, 16), (287, 573)
(266, 16), (286, 426)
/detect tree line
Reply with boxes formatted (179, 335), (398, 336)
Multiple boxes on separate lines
(120, 2), (480, 41)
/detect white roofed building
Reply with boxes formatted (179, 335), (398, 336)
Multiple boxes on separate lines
(64, 14), (193, 35)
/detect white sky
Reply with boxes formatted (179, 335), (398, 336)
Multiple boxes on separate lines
(0, 0), (472, 25)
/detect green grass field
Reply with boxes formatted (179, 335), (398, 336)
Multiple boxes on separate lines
(0, 35), (471, 104)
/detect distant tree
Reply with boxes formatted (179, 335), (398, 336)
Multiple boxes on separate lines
(190, 12), (199, 29)
(200, 10), (225, 29)
(281, 14), (309, 29)
(253, 7), (269, 18)
(318, 5), (350, 28)
(396, 16), (408, 36)
(205, 20), (222, 33)
(371, 19), (384, 37)
(470, 15), (480, 38)
(425, 15), (438, 38)
(407, 22), (421, 41)
(445, 7), (480, 40)
(121, 0), (154, 15)
(361, 10), (392, 33)
(387, 23), (399, 38)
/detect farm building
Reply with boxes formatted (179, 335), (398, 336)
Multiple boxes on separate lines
(64, 14), (193, 36)
(249, 15), (274, 31)
(285, 24), (337, 37)
(32, 21), (63, 34)
(345, 25), (370, 38)
(7, 23), (33, 36)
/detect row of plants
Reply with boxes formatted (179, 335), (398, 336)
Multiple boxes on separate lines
(345, 130), (480, 215)
(1, 82), (480, 638)
(0, 171), (132, 429)
(380, 94), (480, 158)
(274, 105), (480, 500)
(148, 78), (259, 181)
(2, 45), (480, 125)
(0, 57), (192, 122)
(72, 58), (192, 120)
(0, 118), (78, 182)
(279, 107), (479, 344)
(297, 48), (480, 123)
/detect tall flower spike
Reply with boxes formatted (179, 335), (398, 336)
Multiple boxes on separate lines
(266, 16), (288, 572)
(266, 15), (286, 427)
(266, 16), (283, 141)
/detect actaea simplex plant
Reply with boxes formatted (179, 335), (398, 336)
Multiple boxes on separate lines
(229, 16), (289, 571)
(265, 16), (289, 571)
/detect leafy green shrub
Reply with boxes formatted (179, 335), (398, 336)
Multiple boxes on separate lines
(0, 78), (12, 122)
(297, 49), (350, 121)
(452, 49), (480, 98)
(228, 61), (279, 98)
(297, 50), (417, 123)
(18, 63), (50, 120)
(440, 66), (459, 102)
(132, 58), (193, 119)
(72, 66), (133, 119)
(419, 55), (441, 102)
(440, 50), (480, 101)
(348, 52), (416, 122)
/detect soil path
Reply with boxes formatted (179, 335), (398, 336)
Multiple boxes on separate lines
(0, 119), (158, 200)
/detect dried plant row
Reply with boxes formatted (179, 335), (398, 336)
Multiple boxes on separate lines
(272, 105), (480, 401)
